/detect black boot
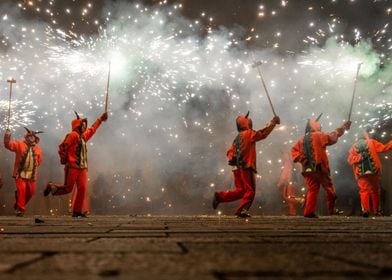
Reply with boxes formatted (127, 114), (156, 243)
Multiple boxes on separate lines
(212, 192), (220, 210)
(72, 212), (87, 218)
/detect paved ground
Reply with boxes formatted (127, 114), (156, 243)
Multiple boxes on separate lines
(0, 215), (392, 279)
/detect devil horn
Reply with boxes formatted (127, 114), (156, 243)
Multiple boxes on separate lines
(74, 111), (80, 119)
(24, 127), (31, 133)
(245, 111), (250, 118)
(316, 113), (323, 121)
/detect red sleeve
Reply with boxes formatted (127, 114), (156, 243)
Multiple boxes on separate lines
(36, 147), (43, 166)
(326, 122), (348, 146)
(251, 122), (276, 142)
(291, 139), (303, 163)
(227, 144), (235, 160)
(83, 118), (102, 142)
(373, 139), (392, 153)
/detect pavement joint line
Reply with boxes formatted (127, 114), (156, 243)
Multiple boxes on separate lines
(212, 269), (392, 278)
(313, 252), (392, 272)
(177, 242), (189, 254)
(85, 237), (101, 243)
(5, 251), (56, 274)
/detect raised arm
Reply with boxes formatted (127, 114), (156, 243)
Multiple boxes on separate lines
(4, 129), (18, 152)
(326, 120), (351, 146)
(83, 112), (108, 142)
(251, 116), (280, 142)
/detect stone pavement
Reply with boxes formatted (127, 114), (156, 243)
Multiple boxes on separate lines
(0, 215), (392, 279)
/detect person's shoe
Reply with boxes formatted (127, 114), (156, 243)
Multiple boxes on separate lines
(72, 212), (88, 218)
(15, 210), (24, 217)
(362, 211), (369, 218)
(375, 210), (383, 217)
(212, 192), (220, 210)
(236, 209), (251, 218)
(332, 208), (344, 215)
(43, 182), (53, 196)
(304, 212), (318, 218)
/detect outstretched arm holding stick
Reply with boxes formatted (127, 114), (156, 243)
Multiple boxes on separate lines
(348, 62), (362, 122)
(6, 78), (16, 129)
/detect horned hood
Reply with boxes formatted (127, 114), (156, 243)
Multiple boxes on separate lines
(236, 111), (251, 132)
(24, 127), (43, 144)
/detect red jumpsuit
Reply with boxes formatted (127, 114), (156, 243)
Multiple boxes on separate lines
(347, 136), (392, 215)
(45, 113), (107, 215)
(291, 119), (350, 217)
(215, 114), (279, 216)
(4, 130), (43, 214)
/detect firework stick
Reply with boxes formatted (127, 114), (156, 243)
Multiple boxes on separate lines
(6, 78), (16, 129)
(104, 61), (111, 113)
(348, 63), (362, 121)
(252, 60), (277, 117)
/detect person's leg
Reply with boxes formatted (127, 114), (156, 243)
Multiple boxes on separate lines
(235, 169), (256, 215)
(319, 173), (337, 215)
(25, 180), (35, 207)
(15, 178), (27, 213)
(217, 169), (245, 203)
(303, 173), (320, 216)
(51, 168), (78, 195)
(73, 169), (88, 213)
(357, 177), (371, 214)
(367, 175), (381, 215)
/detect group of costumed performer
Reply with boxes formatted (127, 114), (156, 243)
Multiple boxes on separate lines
(1, 111), (107, 217)
(213, 109), (392, 218)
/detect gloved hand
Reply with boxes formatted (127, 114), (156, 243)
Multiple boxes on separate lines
(271, 116), (280, 125)
(100, 112), (108, 122)
(343, 120), (351, 131)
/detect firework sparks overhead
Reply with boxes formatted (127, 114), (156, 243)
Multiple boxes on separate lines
(0, 0), (390, 214)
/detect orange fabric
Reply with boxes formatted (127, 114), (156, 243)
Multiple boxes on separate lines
(64, 118), (102, 169)
(357, 174), (381, 214)
(291, 129), (344, 173)
(347, 139), (392, 178)
(14, 178), (36, 212)
(216, 168), (256, 214)
(303, 171), (336, 215)
(4, 134), (43, 180)
(52, 167), (88, 212)
(227, 121), (276, 172)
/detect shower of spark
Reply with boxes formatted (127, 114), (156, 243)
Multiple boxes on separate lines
(0, 0), (390, 214)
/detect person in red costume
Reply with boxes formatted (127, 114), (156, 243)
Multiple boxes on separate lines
(212, 112), (280, 218)
(347, 131), (392, 217)
(44, 111), (108, 217)
(277, 151), (305, 216)
(4, 127), (43, 216)
(291, 114), (351, 218)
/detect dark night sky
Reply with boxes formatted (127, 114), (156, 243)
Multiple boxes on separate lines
(10, 0), (392, 60)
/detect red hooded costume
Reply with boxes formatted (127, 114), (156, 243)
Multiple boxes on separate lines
(4, 128), (43, 215)
(213, 112), (280, 217)
(347, 132), (392, 215)
(44, 112), (107, 217)
(291, 116), (350, 217)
